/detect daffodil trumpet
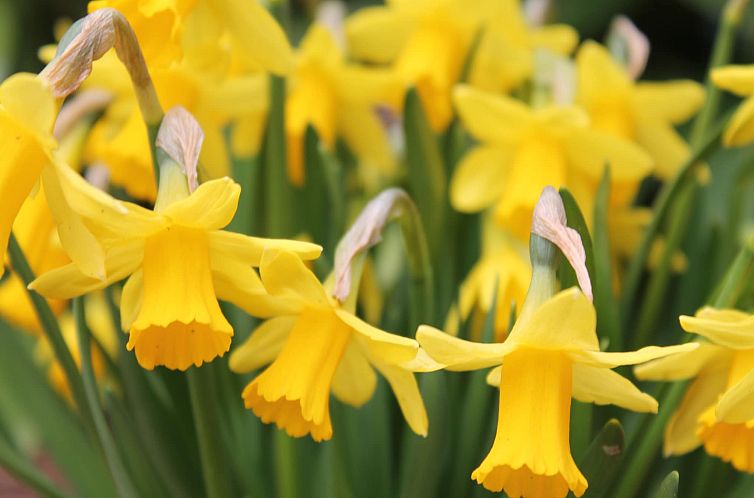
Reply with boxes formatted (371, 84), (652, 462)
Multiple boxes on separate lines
(417, 187), (696, 498)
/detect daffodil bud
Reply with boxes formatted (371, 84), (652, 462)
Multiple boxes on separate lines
(40, 8), (162, 126)
(606, 16), (649, 80)
(153, 107), (204, 212)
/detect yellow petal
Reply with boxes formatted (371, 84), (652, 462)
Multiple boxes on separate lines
(208, 230), (322, 267)
(717, 364), (754, 424)
(508, 288), (599, 352)
(571, 343), (698, 368)
(335, 66), (402, 107)
(564, 128), (653, 182)
(453, 85), (532, 144)
(228, 316), (296, 373)
(260, 249), (329, 308)
(450, 146), (511, 213)
(345, 7), (413, 64)
(634, 115), (691, 180)
(199, 126), (232, 180)
(711, 65), (754, 97)
(633, 80), (705, 123)
(206, 0), (293, 75)
(529, 25), (579, 54)
(576, 41), (632, 102)
(679, 307), (754, 349)
(335, 309), (418, 366)
(120, 269), (143, 331)
(634, 342), (729, 381)
(30, 239), (144, 299)
(331, 341), (378, 407)
(723, 95), (754, 147)
(415, 324), (510, 371)
(370, 356), (428, 437)
(0, 73), (56, 137)
(664, 370), (728, 456)
(163, 177), (240, 230)
(338, 106), (396, 176)
(572, 363), (657, 413)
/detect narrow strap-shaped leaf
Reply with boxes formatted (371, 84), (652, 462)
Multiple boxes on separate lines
(651, 471), (679, 498)
(580, 419), (625, 498)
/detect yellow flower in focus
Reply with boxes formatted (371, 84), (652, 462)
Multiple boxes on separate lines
(636, 307), (754, 471)
(230, 250), (438, 441)
(458, 220), (530, 340)
(450, 84), (653, 238)
(576, 41), (704, 181)
(346, 0), (484, 131)
(31, 169), (321, 370)
(712, 65), (754, 146)
(419, 287), (694, 497)
(285, 24), (401, 186)
(89, 0), (293, 74)
(0, 188), (69, 333)
(467, 0), (578, 94)
(36, 293), (119, 400)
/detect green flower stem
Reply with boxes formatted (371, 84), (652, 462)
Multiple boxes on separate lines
(274, 431), (297, 498)
(187, 367), (231, 498)
(148, 121), (162, 186)
(264, 74), (292, 237)
(0, 435), (74, 498)
(74, 298), (140, 498)
(397, 196), (435, 328)
(613, 239), (754, 498)
(6, 232), (92, 429)
(689, 0), (750, 147)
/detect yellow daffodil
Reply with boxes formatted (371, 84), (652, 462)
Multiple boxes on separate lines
(30, 163), (321, 370)
(466, 0), (578, 94)
(346, 0), (483, 131)
(419, 287), (694, 497)
(636, 307), (754, 471)
(36, 293), (119, 399)
(0, 188), (69, 333)
(712, 65), (754, 146)
(89, 0), (293, 74)
(450, 83), (653, 238)
(285, 24), (401, 186)
(0, 72), (126, 280)
(576, 41), (704, 180)
(229, 249), (438, 441)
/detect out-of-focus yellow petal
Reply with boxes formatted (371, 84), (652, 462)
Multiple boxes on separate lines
(335, 66), (402, 108)
(370, 356), (428, 437)
(416, 324), (510, 371)
(680, 307), (754, 349)
(571, 343), (698, 368)
(528, 25), (578, 54)
(564, 128), (653, 182)
(120, 269), (143, 331)
(467, 35), (531, 93)
(336, 309), (418, 366)
(723, 96), (754, 147)
(259, 250), (329, 308)
(208, 231), (321, 267)
(231, 113), (267, 158)
(633, 80), (705, 123)
(453, 85), (531, 144)
(508, 288), (598, 352)
(199, 125), (232, 180)
(716, 366), (754, 423)
(711, 65), (754, 97)
(162, 177), (239, 230)
(228, 316), (296, 373)
(345, 7), (413, 64)
(30, 240), (144, 299)
(572, 364), (657, 413)
(634, 116), (691, 180)
(576, 41), (632, 103)
(450, 146), (511, 213)
(664, 370), (728, 456)
(634, 342), (730, 381)
(0, 73), (57, 139)
(205, 0), (293, 75)
(331, 342), (378, 407)
(338, 106), (396, 176)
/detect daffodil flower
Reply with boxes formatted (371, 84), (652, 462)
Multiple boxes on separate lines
(712, 64), (754, 146)
(229, 250), (438, 442)
(576, 41), (704, 180)
(636, 307), (754, 471)
(418, 287), (694, 497)
(450, 83), (653, 237)
(285, 24), (401, 186)
(31, 168), (321, 371)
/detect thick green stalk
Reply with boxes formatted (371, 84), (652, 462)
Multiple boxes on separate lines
(187, 367), (231, 498)
(148, 121), (162, 185)
(274, 431), (297, 498)
(7, 232), (91, 428)
(74, 298), (140, 498)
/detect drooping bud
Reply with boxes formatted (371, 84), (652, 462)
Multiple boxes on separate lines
(156, 106), (203, 193)
(40, 8), (162, 125)
(531, 186), (593, 301)
(606, 16), (649, 80)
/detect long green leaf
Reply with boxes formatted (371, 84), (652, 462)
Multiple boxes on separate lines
(580, 419), (625, 498)
(651, 471), (679, 498)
